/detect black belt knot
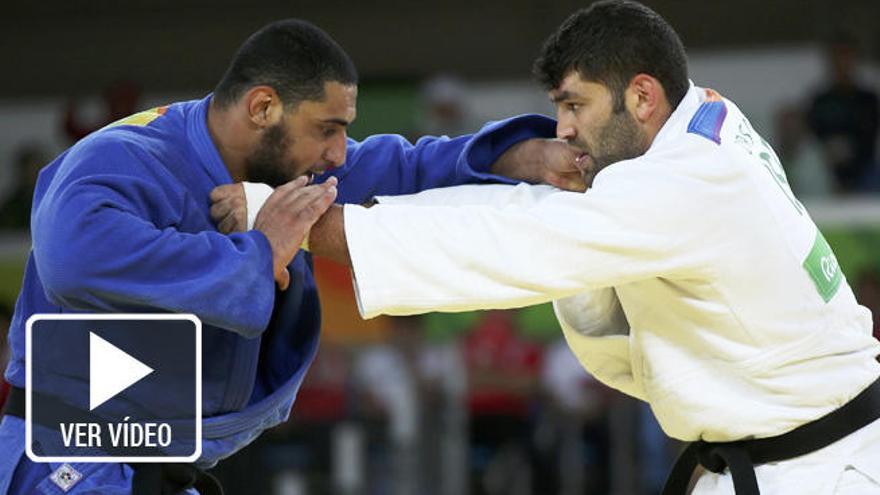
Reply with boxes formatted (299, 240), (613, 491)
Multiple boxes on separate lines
(696, 441), (752, 475)
(661, 375), (880, 495)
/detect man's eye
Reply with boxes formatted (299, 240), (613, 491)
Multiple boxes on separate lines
(567, 103), (581, 112)
(323, 127), (337, 137)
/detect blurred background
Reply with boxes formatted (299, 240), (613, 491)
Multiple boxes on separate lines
(2, 1), (880, 494)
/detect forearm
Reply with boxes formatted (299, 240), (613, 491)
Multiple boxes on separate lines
(309, 204), (351, 266)
(331, 114), (557, 203)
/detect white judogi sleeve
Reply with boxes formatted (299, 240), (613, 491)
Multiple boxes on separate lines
(345, 159), (696, 319)
(367, 182), (645, 399)
(553, 290), (645, 400)
(373, 183), (558, 207)
(375, 182), (643, 397)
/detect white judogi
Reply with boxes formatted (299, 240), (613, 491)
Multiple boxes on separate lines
(338, 84), (880, 492)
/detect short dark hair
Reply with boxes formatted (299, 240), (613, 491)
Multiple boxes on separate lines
(533, 0), (689, 112)
(213, 19), (358, 110)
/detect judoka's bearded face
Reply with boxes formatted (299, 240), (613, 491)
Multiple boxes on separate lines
(550, 72), (652, 188)
(245, 82), (357, 187)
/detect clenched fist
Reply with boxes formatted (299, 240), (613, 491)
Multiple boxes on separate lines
(491, 138), (588, 192)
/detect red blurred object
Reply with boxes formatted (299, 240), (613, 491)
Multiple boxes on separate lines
(0, 380), (9, 412)
(290, 345), (349, 423)
(463, 311), (542, 417)
(64, 80), (142, 143)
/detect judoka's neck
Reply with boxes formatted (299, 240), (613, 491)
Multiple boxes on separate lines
(642, 101), (673, 149)
(206, 100), (252, 182)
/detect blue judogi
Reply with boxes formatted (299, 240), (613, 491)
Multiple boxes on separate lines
(0, 95), (555, 493)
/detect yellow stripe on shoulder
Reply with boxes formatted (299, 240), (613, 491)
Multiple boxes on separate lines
(105, 105), (169, 129)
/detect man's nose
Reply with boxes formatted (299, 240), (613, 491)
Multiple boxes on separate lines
(325, 134), (347, 168)
(556, 118), (576, 141)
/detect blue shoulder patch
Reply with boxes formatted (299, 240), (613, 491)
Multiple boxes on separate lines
(687, 100), (727, 145)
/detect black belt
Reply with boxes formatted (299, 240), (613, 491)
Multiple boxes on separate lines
(1, 384), (24, 419)
(129, 463), (223, 495)
(662, 376), (880, 495)
(2, 386), (223, 495)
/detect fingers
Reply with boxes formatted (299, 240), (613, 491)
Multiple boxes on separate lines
(277, 268), (290, 291)
(548, 140), (581, 173)
(264, 175), (328, 214)
(311, 179), (339, 215)
(261, 178), (337, 230)
(547, 171), (587, 192)
(218, 212), (241, 234)
(209, 202), (227, 225)
(565, 173), (587, 192)
(310, 183), (338, 219)
(260, 175), (310, 212)
(271, 176), (336, 200)
(210, 198), (237, 224)
(210, 183), (249, 232)
(210, 183), (244, 203)
(535, 139), (587, 192)
(286, 180), (337, 223)
(274, 175), (310, 194)
(211, 199), (247, 233)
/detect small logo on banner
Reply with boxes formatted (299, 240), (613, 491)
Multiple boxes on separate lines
(26, 314), (202, 463)
(49, 463), (83, 492)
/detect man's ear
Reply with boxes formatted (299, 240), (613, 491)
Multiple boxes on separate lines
(626, 74), (665, 124)
(243, 86), (284, 128)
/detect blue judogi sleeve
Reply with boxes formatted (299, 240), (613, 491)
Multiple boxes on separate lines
(32, 136), (277, 337)
(327, 114), (557, 203)
(31, 113), (555, 339)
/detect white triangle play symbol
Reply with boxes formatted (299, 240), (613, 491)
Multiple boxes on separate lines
(89, 332), (154, 411)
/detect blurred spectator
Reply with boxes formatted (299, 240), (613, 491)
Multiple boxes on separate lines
(854, 268), (880, 341)
(775, 104), (832, 198)
(63, 79), (142, 143)
(807, 31), (880, 193)
(417, 74), (474, 137)
(463, 311), (542, 495)
(536, 339), (611, 495)
(284, 344), (352, 493)
(353, 316), (423, 495)
(418, 318), (469, 495)
(0, 144), (47, 230)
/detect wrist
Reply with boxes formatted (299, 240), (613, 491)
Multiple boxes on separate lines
(491, 138), (542, 183)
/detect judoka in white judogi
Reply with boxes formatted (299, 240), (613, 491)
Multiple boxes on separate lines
(337, 84), (880, 494)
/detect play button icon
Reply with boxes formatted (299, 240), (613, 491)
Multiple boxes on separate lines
(89, 332), (154, 411)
